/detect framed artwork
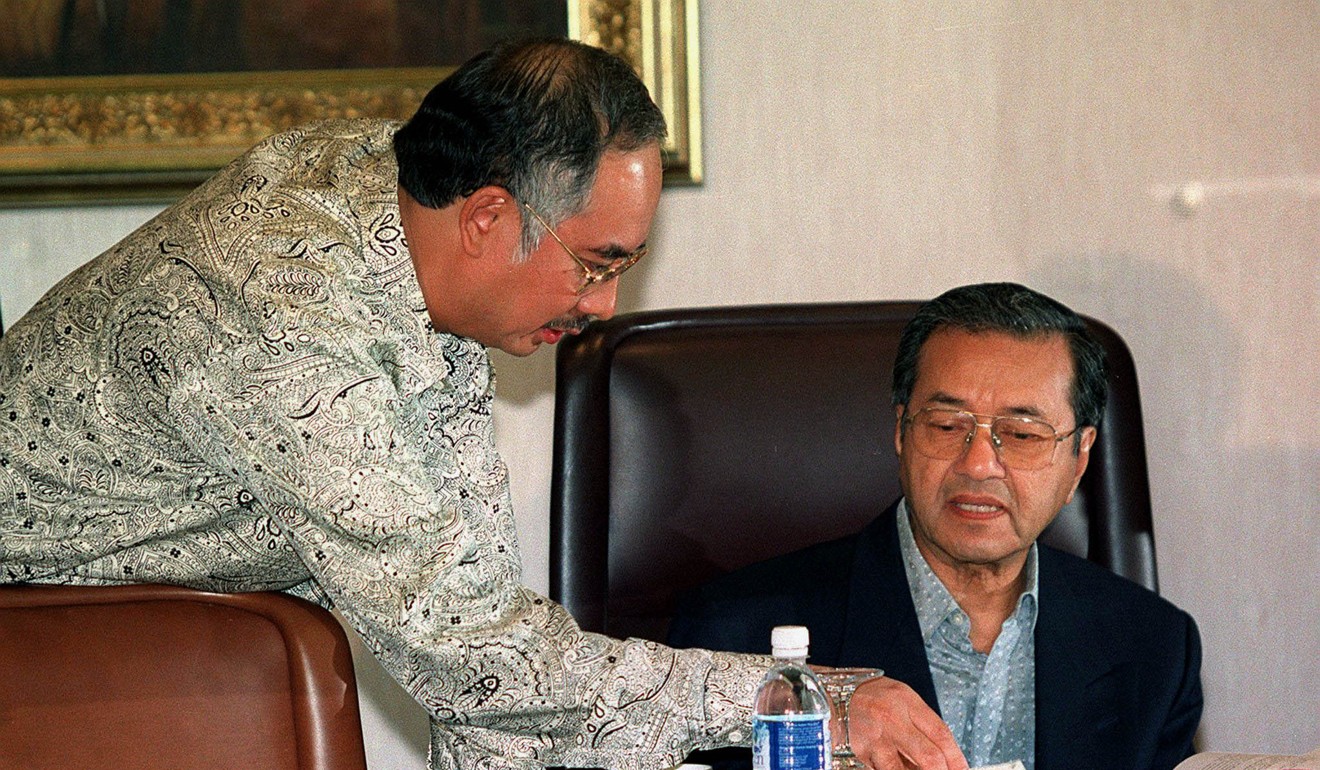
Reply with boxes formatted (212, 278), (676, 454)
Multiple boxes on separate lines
(0, 0), (701, 204)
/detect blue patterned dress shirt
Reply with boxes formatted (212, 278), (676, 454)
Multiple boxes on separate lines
(897, 501), (1039, 769)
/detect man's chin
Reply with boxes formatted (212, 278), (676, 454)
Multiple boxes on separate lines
(489, 334), (545, 357)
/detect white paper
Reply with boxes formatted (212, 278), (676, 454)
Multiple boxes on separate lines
(1173, 748), (1320, 770)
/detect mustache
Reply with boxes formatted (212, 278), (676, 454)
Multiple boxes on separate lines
(546, 315), (595, 333)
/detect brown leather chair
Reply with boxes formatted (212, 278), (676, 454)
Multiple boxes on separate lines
(550, 302), (1157, 643)
(0, 583), (368, 770)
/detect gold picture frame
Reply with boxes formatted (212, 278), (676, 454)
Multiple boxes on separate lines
(0, 0), (701, 205)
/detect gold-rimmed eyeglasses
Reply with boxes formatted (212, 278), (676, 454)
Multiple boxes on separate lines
(903, 406), (1081, 471)
(521, 202), (647, 295)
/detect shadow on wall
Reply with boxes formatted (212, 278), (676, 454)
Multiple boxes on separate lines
(1026, 252), (1243, 477)
(489, 345), (556, 406)
(1033, 252), (1320, 752)
(1026, 252), (1244, 752)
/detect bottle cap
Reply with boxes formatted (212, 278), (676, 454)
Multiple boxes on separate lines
(770, 625), (810, 658)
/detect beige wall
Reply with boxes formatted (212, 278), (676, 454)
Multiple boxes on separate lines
(2, 2), (1315, 767)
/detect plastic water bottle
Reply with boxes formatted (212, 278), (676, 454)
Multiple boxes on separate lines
(752, 625), (831, 770)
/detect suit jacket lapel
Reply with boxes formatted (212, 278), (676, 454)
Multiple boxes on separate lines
(1034, 548), (1119, 770)
(836, 503), (940, 712)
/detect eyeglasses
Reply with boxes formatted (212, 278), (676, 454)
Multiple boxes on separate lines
(903, 406), (1081, 471)
(521, 202), (647, 295)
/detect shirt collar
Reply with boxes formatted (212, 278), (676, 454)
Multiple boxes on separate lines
(896, 498), (1040, 645)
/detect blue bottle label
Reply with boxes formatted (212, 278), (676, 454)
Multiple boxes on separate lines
(752, 714), (829, 770)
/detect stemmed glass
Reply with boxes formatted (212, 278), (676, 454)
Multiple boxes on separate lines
(816, 667), (884, 770)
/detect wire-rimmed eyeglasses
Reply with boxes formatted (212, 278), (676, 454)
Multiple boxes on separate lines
(521, 202), (647, 295)
(903, 406), (1081, 470)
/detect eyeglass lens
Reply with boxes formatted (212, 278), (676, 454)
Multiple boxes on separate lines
(583, 248), (646, 288)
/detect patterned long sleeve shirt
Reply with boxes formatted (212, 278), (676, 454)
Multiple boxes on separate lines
(0, 119), (765, 770)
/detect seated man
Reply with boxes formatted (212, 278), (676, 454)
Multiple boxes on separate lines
(669, 282), (1202, 770)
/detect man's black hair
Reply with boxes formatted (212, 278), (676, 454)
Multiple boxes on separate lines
(393, 37), (667, 255)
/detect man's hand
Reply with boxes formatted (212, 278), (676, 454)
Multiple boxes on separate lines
(847, 676), (968, 770)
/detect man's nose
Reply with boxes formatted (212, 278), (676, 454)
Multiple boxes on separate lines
(953, 421), (1007, 479)
(576, 279), (619, 320)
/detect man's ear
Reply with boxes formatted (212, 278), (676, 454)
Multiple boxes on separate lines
(1063, 425), (1098, 504)
(458, 186), (516, 258)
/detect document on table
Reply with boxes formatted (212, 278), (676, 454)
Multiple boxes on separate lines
(1173, 748), (1320, 770)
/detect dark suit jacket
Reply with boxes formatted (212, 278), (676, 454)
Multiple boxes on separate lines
(668, 501), (1202, 770)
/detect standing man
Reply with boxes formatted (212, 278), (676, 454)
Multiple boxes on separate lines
(0, 36), (739, 770)
(670, 283), (1203, 770)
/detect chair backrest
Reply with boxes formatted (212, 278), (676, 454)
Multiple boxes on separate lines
(550, 302), (1157, 643)
(0, 583), (368, 770)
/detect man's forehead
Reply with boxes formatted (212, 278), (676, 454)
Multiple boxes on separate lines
(913, 327), (1075, 399)
(559, 145), (662, 242)
(919, 325), (1070, 358)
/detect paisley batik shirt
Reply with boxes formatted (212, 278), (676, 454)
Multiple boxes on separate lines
(0, 119), (765, 769)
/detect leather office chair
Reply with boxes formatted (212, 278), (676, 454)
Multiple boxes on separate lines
(550, 302), (1157, 644)
(0, 583), (368, 770)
